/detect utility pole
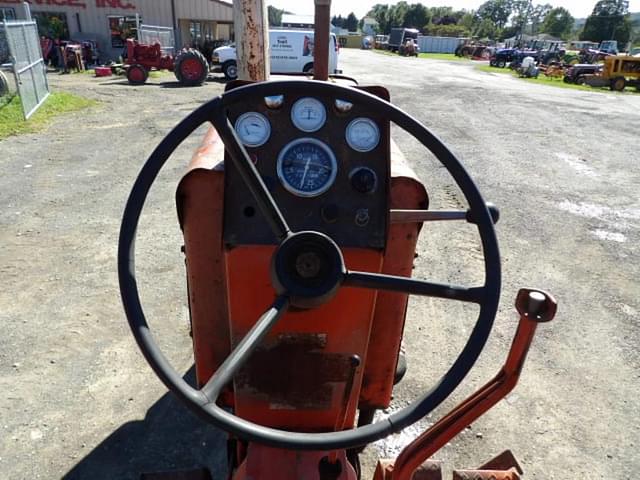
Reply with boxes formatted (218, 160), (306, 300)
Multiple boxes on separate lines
(233, 0), (270, 81)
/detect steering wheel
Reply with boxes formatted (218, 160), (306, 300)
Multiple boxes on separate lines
(118, 80), (500, 451)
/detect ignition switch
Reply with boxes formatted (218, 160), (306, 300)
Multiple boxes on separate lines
(355, 208), (370, 227)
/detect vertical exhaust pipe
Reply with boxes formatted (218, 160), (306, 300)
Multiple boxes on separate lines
(313, 0), (331, 81)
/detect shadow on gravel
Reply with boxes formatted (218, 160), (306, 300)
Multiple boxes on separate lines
(62, 367), (227, 480)
(97, 76), (228, 88)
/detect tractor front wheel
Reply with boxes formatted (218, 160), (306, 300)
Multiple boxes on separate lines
(175, 49), (209, 86)
(127, 64), (148, 85)
(610, 77), (626, 92)
(496, 59), (506, 68)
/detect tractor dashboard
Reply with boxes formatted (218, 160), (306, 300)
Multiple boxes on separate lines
(223, 86), (390, 250)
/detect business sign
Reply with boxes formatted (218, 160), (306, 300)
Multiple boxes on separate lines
(0, 0), (136, 10)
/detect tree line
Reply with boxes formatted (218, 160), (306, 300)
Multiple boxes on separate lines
(267, 1), (637, 46)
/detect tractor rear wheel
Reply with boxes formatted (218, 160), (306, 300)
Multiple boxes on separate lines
(0, 70), (9, 97)
(127, 64), (148, 85)
(175, 49), (208, 86)
(610, 77), (626, 92)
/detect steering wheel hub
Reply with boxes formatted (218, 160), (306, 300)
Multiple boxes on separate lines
(271, 231), (346, 309)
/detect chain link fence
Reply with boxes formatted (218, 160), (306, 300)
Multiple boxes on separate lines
(138, 24), (175, 55)
(1, 19), (49, 119)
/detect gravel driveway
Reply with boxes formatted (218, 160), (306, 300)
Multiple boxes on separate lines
(1, 50), (638, 479)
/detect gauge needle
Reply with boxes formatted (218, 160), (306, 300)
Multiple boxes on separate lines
(300, 157), (311, 188)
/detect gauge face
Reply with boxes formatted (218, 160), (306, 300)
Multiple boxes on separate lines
(346, 117), (380, 152)
(234, 112), (271, 147)
(277, 138), (337, 197)
(291, 97), (326, 132)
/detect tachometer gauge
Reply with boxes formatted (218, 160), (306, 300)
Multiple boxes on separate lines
(234, 112), (271, 147)
(277, 138), (337, 197)
(291, 97), (326, 132)
(346, 117), (380, 152)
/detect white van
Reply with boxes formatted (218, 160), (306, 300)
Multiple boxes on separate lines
(212, 29), (340, 79)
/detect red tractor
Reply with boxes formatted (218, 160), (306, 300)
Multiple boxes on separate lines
(125, 38), (209, 86)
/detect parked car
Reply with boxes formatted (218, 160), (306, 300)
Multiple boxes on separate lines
(563, 64), (602, 84)
(212, 29), (340, 80)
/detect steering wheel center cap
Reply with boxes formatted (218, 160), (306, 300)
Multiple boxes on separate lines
(271, 231), (346, 309)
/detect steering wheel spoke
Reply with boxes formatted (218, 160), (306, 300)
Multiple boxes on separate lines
(343, 271), (485, 304)
(210, 107), (291, 242)
(201, 295), (290, 403)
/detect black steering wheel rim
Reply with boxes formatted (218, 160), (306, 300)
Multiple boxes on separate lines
(118, 80), (500, 450)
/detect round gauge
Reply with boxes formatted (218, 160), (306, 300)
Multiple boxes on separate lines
(234, 112), (271, 147)
(346, 117), (380, 152)
(277, 138), (337, 197)
(291, 97), (326, 132)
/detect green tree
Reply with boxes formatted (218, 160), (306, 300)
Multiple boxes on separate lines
(345, 12), (359, 32)
(580, 0), (631, 44)
(403, 3), (430, 29)
(459, 11), (478, 33)
(424, 23), (470, 37)
(367, 4), (391, 34)
(267, 6), (284, 27)
(474, 17), (499, 38)
(541, 7), (575, 38)
(530, 3), (552, 35)
(331, 14), (345, 28)
(476, 0), (512, 30)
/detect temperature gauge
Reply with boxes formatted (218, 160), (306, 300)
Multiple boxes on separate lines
(291, 97), (326, 132)
(346, 117), (380, 152)
(234, 112), (271, 147)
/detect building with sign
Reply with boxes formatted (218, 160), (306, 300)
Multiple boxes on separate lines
(0, 0), (233, 61)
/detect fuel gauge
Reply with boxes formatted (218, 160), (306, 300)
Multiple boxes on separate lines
(234, 112), (271, 147)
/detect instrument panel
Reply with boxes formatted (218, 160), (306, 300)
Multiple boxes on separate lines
(223, 86), (390, 249)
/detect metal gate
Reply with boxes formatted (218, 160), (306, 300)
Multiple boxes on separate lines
(1, 19), (49, 119)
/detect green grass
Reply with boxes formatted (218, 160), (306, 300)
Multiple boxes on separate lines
(476, 64), (640, 94)
(418, 52), (469, 61)
(372, 49), (469, 62)
(0, 91), (97, 140)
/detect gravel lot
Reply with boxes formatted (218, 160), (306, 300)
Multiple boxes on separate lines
(1, 50), (638, 479)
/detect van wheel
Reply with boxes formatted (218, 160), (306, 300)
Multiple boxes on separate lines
(303, 63), (314, 74)
(222, 61), (238, 80)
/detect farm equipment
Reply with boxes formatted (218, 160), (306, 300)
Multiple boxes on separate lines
(118, 1), (558, 479)
(387, 28), (419, 53)
(563, 64), (601, 84)
(583, 55), (640, 91)
(124, 38), (209, 86)
(540, 62), (565, 79)
(455, 41), (491, 59)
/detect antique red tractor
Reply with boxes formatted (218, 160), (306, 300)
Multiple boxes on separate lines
(118, 2), (558, 480)
(125, 38), (209, 86)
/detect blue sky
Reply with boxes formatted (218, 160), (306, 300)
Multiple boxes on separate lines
(267, 1), (640, 19)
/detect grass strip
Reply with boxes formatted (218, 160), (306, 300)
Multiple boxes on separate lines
(477, 64), (640, 94)
(0, 91), (97, 140)
(372, 49), (469, 62)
